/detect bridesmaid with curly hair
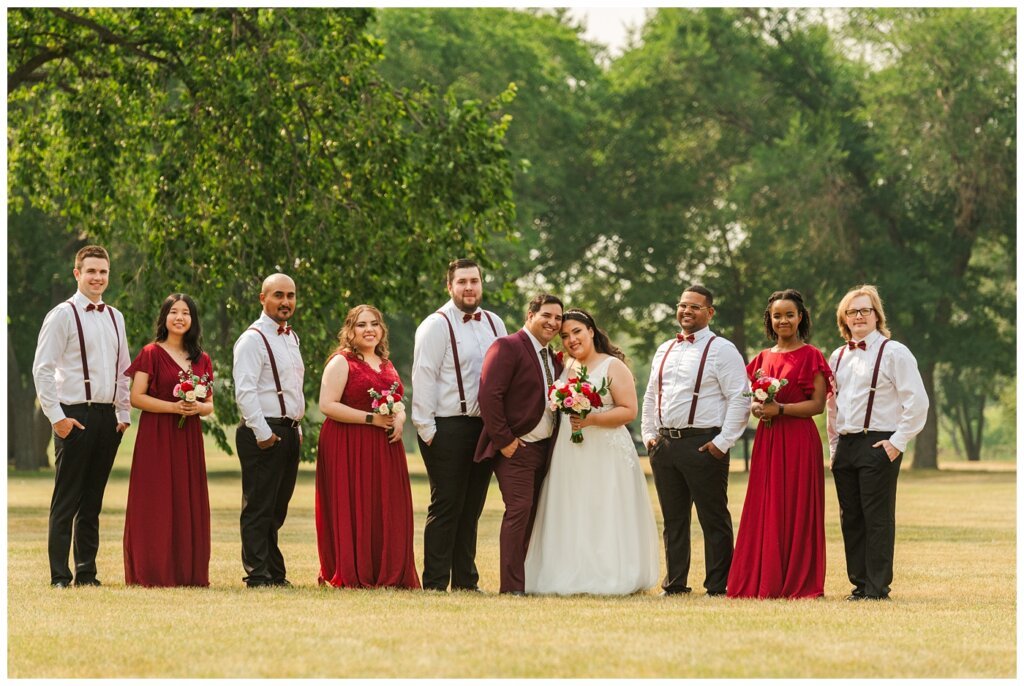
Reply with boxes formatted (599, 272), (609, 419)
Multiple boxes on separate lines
(314, 305), (420, 589)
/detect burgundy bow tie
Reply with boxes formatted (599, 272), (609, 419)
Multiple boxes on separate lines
(463, 312), (482, 323)
(277, 324), (292, 336)
(85, 303), (106, 313)
(848, 340), (866, 350)
(677, 333), (695, 343)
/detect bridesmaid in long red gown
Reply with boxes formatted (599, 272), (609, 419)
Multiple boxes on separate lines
(123, 293), (213, 587)
(315, 304), (420, 589)
(727, 289), (832, 599)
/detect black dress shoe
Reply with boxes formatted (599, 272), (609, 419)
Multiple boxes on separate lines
(74, 578), (101, 587)
(272, 579), (292, 587)
(864, 594), (890, 601)
(51, 580), (71, 589)
(453, 586), (484, 593)
(659, 587), (692, 596)
(706, 590), (726, 597)
(246, 580), (273, 588)
(844, 593), (865, 601)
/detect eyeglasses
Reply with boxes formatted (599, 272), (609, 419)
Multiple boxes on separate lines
(677, 303), (708, 312)
(844, 307), (875, 318)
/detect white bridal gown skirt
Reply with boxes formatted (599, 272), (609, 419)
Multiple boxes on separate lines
(524, 418), (660, 595)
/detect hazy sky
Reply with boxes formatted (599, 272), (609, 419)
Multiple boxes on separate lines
(568, 7), (651, 56)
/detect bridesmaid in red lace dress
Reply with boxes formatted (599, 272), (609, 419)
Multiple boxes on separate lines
(727, 289), (832, 599)
(123, 293), (214, 587)
(315, 305), (420, 589)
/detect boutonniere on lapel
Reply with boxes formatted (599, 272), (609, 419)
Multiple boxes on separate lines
(555, 351), (564, 365)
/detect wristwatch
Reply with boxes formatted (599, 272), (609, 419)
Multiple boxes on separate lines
(364, 413), (374, 424)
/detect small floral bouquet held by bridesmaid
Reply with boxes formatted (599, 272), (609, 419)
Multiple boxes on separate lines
(368, 381), (405, 416)
(744, 369), (788, 426)
(547, 366), (611, 443)
(173, 369), (211, 428)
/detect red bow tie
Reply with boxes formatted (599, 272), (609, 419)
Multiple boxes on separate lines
(848, 340), (866, 350)
(677, 333), (695, 343)
(463, 312), (482, 323)
(85, 303), (106, 313)
(277, 324), (292, 336)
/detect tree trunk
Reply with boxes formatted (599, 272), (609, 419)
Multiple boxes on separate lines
(912, 360), (938, 469)
(8, 329), (51, 470)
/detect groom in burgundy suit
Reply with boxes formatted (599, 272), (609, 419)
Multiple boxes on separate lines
(475, 293), (564, 595)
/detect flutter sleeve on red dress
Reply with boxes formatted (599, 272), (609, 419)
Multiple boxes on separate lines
(125, 343), (157, 378)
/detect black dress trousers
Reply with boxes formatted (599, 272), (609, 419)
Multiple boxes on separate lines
(48, 402), (122, 585)
(419, 416), (493, 591)
(236, 422), (301, 585)
(832, 430), (902, 598)
(649, 429), (733, 594)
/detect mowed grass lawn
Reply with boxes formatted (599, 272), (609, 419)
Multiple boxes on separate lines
(7, 431), (1016, 678)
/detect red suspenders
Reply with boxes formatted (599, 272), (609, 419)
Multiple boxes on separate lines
(65, 301), (120, 403)
(834, 338), (891, 431)
(657, 335), (717, 428)
(435, 310), (498, 416)
(247, 327), (289, 417)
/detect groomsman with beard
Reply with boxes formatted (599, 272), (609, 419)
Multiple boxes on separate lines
(232, 273), (304, 588)
(475, 294), (563, 595)
(641, 285), (749, 597)
(33, 244), (132, 588)
(412, 258), (507, 592)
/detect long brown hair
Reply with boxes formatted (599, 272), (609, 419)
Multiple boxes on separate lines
(331, 304), (390, 362)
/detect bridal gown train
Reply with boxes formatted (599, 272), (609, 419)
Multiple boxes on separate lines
(524, 357), (660, 595)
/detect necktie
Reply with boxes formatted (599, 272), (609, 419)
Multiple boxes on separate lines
(85, 303), (106, 313)
(462, 312), (482, 323)
(676, 332), (695, 343)
(277, 324), (292, 336)
(848, 340), (866, 350)
(539, 347), (554, 389)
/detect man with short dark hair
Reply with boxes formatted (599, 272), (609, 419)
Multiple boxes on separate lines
(412, 258), (507, 592)
(33, 244), (131, 588)
(475, 293), (563, 595)
(641, 285), (748, 596)
(232, 273), (304, 588)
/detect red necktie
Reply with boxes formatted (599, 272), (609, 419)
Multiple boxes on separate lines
(463, 312), (482, 323)
(848, 340), (866, 350)
(676, 333), (695, 343)
(85, 303), (106, 313)
(277, 324), (292, 336)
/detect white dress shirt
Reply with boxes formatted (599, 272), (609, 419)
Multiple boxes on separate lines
(232, 312), (305, 443)
(520, 327), (556, 442)
(411, 299), (507, 443)
(640, 327), (749, 453)
(32, 290), (131, 425)
(826, 330), (929, 457)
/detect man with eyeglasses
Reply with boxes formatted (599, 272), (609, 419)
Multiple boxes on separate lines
(641, 285), (748, 597)
(826, 284), (928, 602)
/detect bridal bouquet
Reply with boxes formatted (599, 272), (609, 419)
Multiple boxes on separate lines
(174, 369), (211, 428)
(743, 369), (788, 426)
(368, 381), (405, 416)
(547, 366), (611, 444)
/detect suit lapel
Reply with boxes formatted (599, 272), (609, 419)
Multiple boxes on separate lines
(516, 329), (545, 392)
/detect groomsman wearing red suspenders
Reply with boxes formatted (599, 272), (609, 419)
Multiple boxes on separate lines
(412, 258), (507, 592)
(641, 285), (749, 596)
(33, 245), (132, 588)
(827, 285), (928, 601)
(232, 273), (305, 588)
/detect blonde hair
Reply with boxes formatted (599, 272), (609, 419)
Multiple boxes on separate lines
(332, 304), (390, 362)
(835, 284), (891, 341)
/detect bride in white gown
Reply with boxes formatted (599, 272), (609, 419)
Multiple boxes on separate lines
(525, 308), (660, 595)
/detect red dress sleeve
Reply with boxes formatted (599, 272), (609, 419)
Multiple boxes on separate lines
(125, 343), (157, 378)
(798, 345), (834, 396)
(745, 351), (766, 383)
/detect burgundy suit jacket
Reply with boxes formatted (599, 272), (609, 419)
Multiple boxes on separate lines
(474, 329), (564, 462)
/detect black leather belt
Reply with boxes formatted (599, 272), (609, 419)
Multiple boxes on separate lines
(659, 426), (719, 439)
(266, 417), (301, 429)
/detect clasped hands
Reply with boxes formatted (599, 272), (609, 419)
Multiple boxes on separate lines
(368, 412), (404, 444)
(750, 401), (779, 420)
